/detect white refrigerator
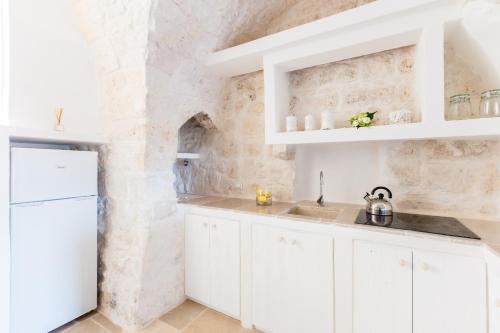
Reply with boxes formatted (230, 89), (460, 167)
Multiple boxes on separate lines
(10, 148), (98, 333)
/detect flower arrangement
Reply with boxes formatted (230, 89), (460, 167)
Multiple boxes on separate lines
(349, 111), (377, 129)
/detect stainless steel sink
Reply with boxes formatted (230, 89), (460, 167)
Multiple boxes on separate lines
(286, 205), (340, 221)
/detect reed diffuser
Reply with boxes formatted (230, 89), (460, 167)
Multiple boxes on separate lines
(55, 107), (64, 131)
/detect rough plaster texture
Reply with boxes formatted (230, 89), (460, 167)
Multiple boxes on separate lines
(175, 74), (296, 201)
(71, 0), (500, 330)
(72, 0), (154, 329)
(73, 0), (342, 329)
(225, 0), (375, 48)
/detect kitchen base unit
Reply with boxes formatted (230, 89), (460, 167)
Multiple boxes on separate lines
(182, 201), (493, 333)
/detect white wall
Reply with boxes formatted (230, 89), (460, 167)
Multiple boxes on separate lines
(8, 0), (99, 134)
(0, 0), (8, 125)
(294, 142), (382, 204)
(1, 1), (99, 331)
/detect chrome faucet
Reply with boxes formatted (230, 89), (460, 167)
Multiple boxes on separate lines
(317, 171), (325, 207)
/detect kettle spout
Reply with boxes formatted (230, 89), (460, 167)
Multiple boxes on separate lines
(363, 192), (372, 202)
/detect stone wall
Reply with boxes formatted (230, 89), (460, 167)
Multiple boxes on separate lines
(71, 0), (500, 330)
(72, 0), (154, 329)
(289, 45), (417, 129)
(381, 41), (500, 217)
(182, 1), (500, 220)
(175, 72), (296, 201)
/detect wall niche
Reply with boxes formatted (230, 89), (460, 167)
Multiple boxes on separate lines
(174, 112), (218, 195)
(288, 45), (418, 131)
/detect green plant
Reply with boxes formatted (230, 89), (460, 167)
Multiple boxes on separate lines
(349, 111), (377, 129)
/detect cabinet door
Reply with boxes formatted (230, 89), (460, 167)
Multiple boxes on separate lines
(285, 229), (334, 333)
(252, 224), (288, 333)
(413, 250), (486, 333)
(488, 255), (500, 333)
(185, 214), (210, 304)
(353, 241), (412, 333)
(209, 218), (240, 318)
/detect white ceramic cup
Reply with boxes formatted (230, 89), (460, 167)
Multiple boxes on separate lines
(286, 115), (298, 132)
(321, 111), (333, 130)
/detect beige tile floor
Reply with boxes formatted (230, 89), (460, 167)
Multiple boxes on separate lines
(50, 300), (262, 333)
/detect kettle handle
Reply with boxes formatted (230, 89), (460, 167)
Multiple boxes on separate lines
(371, 186), (392, 199)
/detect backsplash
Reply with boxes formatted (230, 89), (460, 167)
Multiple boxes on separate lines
(381, 140), (500, 217)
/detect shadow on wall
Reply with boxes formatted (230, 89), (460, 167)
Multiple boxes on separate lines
(173, 113), (218, 195)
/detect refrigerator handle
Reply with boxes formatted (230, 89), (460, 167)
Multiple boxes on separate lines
(12, 202), (44, 208)
(75, 196), (96, 201)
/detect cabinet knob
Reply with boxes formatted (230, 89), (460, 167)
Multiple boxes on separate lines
(291, 239), (300, 246)
(211, 224), (217, 230)
(399, 259), (408, 267)
(203, 222), (208, 227)
(279, 236), (287, 243)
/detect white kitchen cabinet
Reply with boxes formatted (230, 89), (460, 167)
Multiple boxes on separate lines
(185, 215), (211, 305)
(487, 251), (500, 333)
(252, 224), (334, 333)
(185, 214), (240, 318)
(209, 218), (240, 318)
(413, 250), (486, 333)
(352, 241), (412, 333)
(252, 224), (287, 333)
(352, 241), (486, 333)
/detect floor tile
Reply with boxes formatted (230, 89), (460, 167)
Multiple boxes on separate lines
(93, 313), (122, 333)
(182, 309), (260, 333)
(134, 320), (179, 333)
(64, 319), (110, 333)
(159, 300), (206, 330)
(75, 310), (98, 322)
(48, 320), (79, 333)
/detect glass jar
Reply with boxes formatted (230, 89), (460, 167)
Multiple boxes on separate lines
(447, 94), (472, 120)
(256, 187), (272, 206)
(479, 89), (500, 118)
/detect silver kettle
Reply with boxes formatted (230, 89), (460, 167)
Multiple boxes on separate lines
(364, 186), (393, 216)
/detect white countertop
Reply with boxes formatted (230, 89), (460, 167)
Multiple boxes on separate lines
(180, 195), (500, 257)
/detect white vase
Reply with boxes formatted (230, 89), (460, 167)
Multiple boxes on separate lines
(321, 111), (333, 130)
(286, 115), (298, 132)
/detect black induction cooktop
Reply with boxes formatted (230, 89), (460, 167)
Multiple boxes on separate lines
(354, 210), (480, 240)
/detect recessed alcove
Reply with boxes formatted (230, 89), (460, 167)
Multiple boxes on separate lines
(174, 113), (218, 195)
(443, 19), (498, 120)
(287, 45), (418, 130)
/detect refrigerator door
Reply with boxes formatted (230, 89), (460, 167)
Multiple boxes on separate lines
(10, 197), (97, 333)
(10, 148), (97, 203)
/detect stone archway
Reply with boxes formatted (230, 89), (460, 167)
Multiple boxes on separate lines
(72, 0), (372, 329)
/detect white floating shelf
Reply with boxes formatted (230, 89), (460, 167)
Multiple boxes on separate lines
(177, 153), (200, 160)
(269, 118), (500, 145)
(209, 0), (496, 145)
(0, 125), (106, 145)
(207, 0), (460, 77)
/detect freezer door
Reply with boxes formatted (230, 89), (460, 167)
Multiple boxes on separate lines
(11, 148), (97, 203)
(10, 197), (97, 333)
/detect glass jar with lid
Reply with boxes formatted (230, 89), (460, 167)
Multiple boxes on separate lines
(479, 89), (500, 118)
(447, 94), (472, 120)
